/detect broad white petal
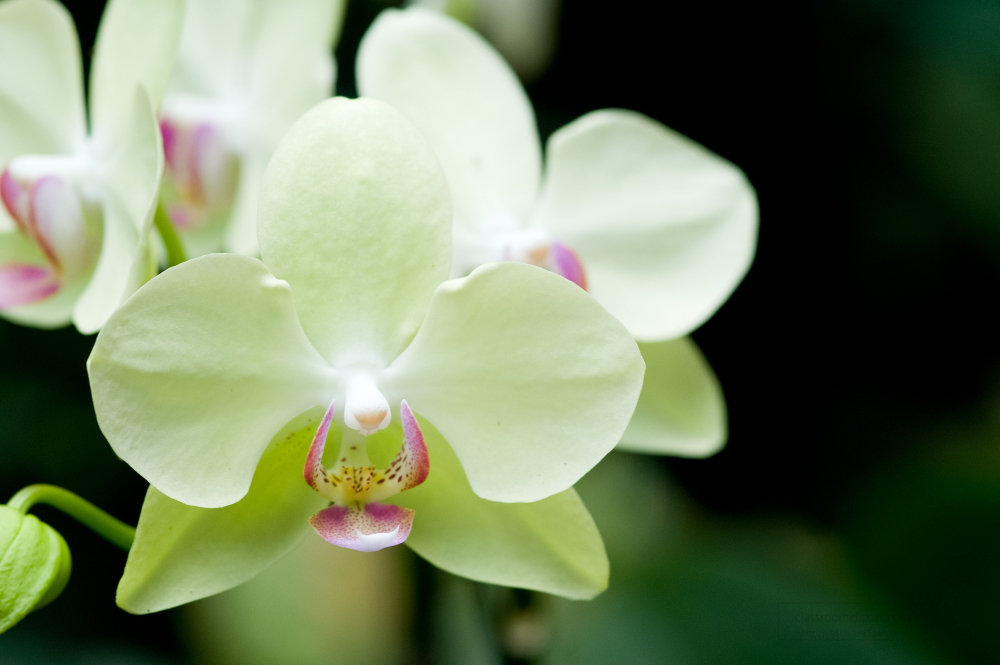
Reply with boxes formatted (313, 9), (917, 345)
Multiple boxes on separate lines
(257, 97), (451, 368)
(358, 7), (540, 231)
(386, 262), (644, 503)
(88, 254), (332, 508)
(535, 110), (758, 340)
(0, 0), (86, 161)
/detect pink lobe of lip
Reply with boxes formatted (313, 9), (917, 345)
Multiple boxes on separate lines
(396, 400), (430, 491)
(0, 263), (60, 308)
(304, 399), (336, 490)
(548, 242), (587, 290)
(309, 502), (415, 552)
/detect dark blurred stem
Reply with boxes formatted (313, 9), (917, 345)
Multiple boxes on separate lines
(411, 554), (437, 665)
(7, 484), (135, 551)
(154, 202), (187, 267)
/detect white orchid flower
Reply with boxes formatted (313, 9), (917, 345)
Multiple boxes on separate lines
(0, 0), (184, 332)
(358, 8), (758, 457)
(88, 98), (644, 613)
(158, 0), (345, 257)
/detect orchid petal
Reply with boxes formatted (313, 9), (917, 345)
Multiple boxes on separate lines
(73, 87), (161, 334)
(257, 97), (451, 368)
(618, 338), (727, 458)
(0, 262), (58, 308)
(245, 0), (343, 150)
(88, 0), (184, 135)
(167, 0), (255, 98)
(357, 7), (540, 232)
(88, 254), (331, 509)
(385, 261), (644, 503)
(222, 148), (266, 255)
(534, 109), (758, 341)
(116, 408), (329, 614)
(391, 416), (608, 599)
(0, 0), (86, 161)
(309, 503), (414, 553)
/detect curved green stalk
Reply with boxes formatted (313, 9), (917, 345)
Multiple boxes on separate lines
(7, 485), (135, 551)
(154, 202), (187, 267)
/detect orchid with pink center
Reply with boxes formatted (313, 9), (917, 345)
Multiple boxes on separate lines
(88, 98), (643, 613)
(0, 0), (183, 331)
(158, 0), (344, 257)
(358, 8), (758, 458)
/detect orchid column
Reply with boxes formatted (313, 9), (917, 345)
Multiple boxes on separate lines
(87, 97), (644, 613)
(358, 8), (759, 458)
(0, 0), (184, 331)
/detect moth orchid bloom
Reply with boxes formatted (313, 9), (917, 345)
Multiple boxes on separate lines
(0, 0), (184, 331)
(88, 98), (643, 614)
(158, 0), (344, 257)
(358, 8), (758, 457)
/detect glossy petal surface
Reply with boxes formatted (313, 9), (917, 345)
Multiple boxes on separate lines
(88, 254), (331, 508)
(535, 109), (758, 340)
(73, 88), (161, 333)
(386, 261), (644, 503)
(117, 408), (328, 614)
(0, 0), (86, 161)
(89, 0), (184, 134)
(257, 97), (451, 367)
(618, 338), (727, 457)
(391, 416), (608, 599)
(358, 7), (540, 231)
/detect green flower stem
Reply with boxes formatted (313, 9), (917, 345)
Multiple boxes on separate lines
(154, 202), (187, 267)
(7, 484), (135, 551)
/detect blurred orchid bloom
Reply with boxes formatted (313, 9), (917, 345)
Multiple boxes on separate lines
(411, 0), (559, 83)
(158, 0), (344, 257)
(0, 0), (184, 332)
(88, 98), (643, 613)
(358, 8), (758, 458)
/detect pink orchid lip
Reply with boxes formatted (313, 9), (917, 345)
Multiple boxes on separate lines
(1, 162), (99, 309)
(0, 263), (60, 308)
(303, 399), (430, 553)
(158, 115), (240, 232)
(500, 232), (588, 291)
(547, 241), (587, 290)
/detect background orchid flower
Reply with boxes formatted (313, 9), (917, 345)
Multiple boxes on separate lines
(357, 7), (758, 458)
(158, 0), (345, 257)
(0, 0), (184, 332)
(87, 97), (644, 613)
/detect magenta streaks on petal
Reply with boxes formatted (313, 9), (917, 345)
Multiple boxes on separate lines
(397, 400), (430, 491)
(160, 119), (179, 170)
(0, 263), (60, 308)
(548, 242), (587, 290)
(1, 168), (30, 234)
(308, 502), (414, 552)
(304, 399), (336, 490)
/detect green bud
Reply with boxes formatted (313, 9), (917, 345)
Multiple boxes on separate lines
(0, 505), (72, 633)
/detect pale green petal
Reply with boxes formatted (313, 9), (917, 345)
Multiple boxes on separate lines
(223, 149), (266, 255)
(117, 408), (329, 614)
(0, 232), (84, 328)
(257, 97), (451, 368)
(244, 0), (343, 150)
(73, 87), (161, 334)
(391, 416), (608, 600)
(535, 110), (758, 341)
(385, 262), (644, 503)
(357, 7), (540, 231)
(0, 0), (86, 162)
(88, 254), (331, 509)
(618, 338), (727, 458)
(167, 0), (255, 98)
(89, 0), (184, 134)
(468, 0), (559, 83)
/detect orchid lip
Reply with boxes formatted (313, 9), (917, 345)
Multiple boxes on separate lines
(303, 398), (430, 552)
